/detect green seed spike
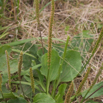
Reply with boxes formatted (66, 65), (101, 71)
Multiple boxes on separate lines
(81, 27), (103, 73)
(35, 0), (44, 54)
(71, 67), (91, 102)
(30, 67), (35, 94)
(18, 51), (23, 80)
(46, 0), (55, 94)
(0, 74), (2, 92)
(48, 0), (55, 69)
(64, 82), (74, 103)
(57, 36), (70, 86)
(80, 63), (103, 103)
(76, 67), (91, 95)
(35, 0), (40, 26)
(5, 50), (11, 90)
(18, 51), (25, 97)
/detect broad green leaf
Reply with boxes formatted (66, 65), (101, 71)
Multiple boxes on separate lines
(17, 84), (32, 98)
(0, 85), (10, 98)
(40, 49), (60, 81)
(3, 37), (65, 46)
(37, 48), (47, 62)
(2, 74), (9, 84)
(1, 58), (18, 74)
(12, 49), (36, 59)
(55, 83), (67, 103)
(22, 64), (41, 75)
(11, 81), (40, 92)
(60, 50), (82, 82)
(82, 82), (103, 98)
(21, 42), (38, 70)
(4, 38), (36, 46)
(7, 97), (27, 103)
(0, 45), (17, 76)
(36, 69), (46, 92)
(33, 93), (55, 103)
(0, 92), (18, 99)
(0, 45), (11, 57)
(86, 100), (102, 103)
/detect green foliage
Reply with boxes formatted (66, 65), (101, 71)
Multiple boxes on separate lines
(0, 45), (11, 56)
(86, 100), (102, 103)
(60, 50), (81, 82)
(55, 84), (67, 103)
(17, 84), (32, 98)
(0, 92), (18, 99)
(82, 82), (103, 98)
(19, 42), (39, 70)
(0, 31), (102, 102)
(65, 25), (70, 34)
(71, 30), (93, 53)
(0, 45), (18, 75)
(0, 26), (10, 39)
(0, 0), (103, 102)
(0, 0), (3, 6)
(33, 93), (55, 103)
(40, 49), (60, 81)
(7, 97), (27, 103)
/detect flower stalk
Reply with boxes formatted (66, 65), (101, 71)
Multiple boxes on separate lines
(35, 0), (44, 54)
(18, 51), (23, 80)
(81, 27), (103, 73)
(30, 67), (35, 94)
(64, 82), (74, 103)
(80, 63), (103, 103)
(18, 51), (25, 97)
(46, 0), (55, 94)
(71, 67), (91, 102)
(5, 50), (11, 91)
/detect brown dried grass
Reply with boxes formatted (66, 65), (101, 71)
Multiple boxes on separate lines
(1, 0), (103, 102)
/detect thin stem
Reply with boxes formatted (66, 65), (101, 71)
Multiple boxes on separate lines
(80, 63), (103, 103)
(18, 51), (25, 97)
(35, 0), (44, 54)
(29, 67), (35, 94)
(64, 81), (74, 103)
(71, 67), (91, 102)
(46, 0), (55, 94)
(85, 85), (103, 101)
(57, 36), (70, 86)
(80, 27), (103, 73)
(5, 50), (12, 91)
(52, 36), (70, 97)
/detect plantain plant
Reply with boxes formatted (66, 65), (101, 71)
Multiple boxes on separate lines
(0, 0), (103, 103)
(35, 0), (44, 54)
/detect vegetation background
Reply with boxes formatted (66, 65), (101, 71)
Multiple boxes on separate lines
(0, 0), (103, 103)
